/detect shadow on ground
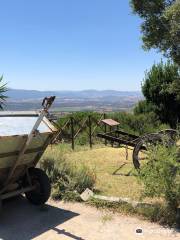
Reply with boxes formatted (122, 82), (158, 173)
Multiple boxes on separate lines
(0, 196), (81, 240)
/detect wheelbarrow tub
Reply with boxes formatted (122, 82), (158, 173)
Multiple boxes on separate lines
(0, 132), (54, 184)
(0, 113), (58, 203)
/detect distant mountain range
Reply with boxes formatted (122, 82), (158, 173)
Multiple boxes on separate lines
(4, 89), (143, 112)
(7, 89), (142, 100)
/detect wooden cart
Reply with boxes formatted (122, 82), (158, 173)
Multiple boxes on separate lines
(0, 97), (58, 206)
(97, 128), (177, 169)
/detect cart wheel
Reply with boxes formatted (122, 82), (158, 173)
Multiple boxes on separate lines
(133, 133), (162, 169)
(158, 129), (178, 146)
(25, 168), (51, 205)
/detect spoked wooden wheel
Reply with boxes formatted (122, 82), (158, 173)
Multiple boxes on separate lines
(133, 133), (164, 169)
(133, 130), (178, 169)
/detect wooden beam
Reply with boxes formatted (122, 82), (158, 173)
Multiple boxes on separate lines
(0, 147), (44, 159)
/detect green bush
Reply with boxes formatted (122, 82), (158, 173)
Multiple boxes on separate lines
(134, 100), (156, 115)
(137, 143), (180, 225)
(140, 61), (180, 127)
(0, 75), (7, 109)
(40, 155), (96, 201)
(109, 112), (169, 136)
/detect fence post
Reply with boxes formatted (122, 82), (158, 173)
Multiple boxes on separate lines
(70, 117), (75, 150)
(103, 113), (107, 146)
(110, 126), (114, 147)
(88, 115), (92, 149)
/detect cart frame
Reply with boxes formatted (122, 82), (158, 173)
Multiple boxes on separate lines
(0, 97), (58, 202)
(97, 128), (177, 169)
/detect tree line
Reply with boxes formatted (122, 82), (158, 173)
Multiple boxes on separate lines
(131, 0), (180, 128)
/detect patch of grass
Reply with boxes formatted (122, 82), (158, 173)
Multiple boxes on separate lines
(88, 198), (136, 215)
(40, 149), (96, 200)
(42, 143), (179, 226)
(88, 198), (177, 226)
(44, 144), (143, 200)
(101, 213), (113, 224)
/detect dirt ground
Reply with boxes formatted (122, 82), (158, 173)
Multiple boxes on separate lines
(0, 197), (179, 240)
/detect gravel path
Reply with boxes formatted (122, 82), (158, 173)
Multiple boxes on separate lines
(0, 197), (179, 240)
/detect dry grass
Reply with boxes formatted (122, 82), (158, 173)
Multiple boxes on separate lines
(43, 143), (179, 226)
(43, 144), (144, 201)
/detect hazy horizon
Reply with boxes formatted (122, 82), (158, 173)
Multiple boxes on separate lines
(5, 88), (142, 111)
(8, 88), (142, 92)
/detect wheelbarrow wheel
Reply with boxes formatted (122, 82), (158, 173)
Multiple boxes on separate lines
(25, 168), (51, 205)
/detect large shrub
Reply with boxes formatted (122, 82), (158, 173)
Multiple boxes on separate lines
(137, 143), (180, 225)
(140, 61), (180, 127)
(134, 100), (156, 115)
(41, 154), (96, 201)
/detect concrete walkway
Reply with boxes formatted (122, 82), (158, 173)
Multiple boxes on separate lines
(0, 197), (179, 240)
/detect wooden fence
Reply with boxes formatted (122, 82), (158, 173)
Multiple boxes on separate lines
(53, 113), (109, 150)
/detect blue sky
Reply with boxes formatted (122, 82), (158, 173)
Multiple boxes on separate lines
(0, 0), (162, 91)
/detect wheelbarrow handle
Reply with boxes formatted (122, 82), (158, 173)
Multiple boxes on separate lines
(42, 96), (56, 110)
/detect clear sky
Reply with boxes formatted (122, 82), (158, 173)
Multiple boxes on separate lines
(0, 0), (162, 91)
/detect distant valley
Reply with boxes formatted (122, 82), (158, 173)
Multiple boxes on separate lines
(4, 89), (143, 112)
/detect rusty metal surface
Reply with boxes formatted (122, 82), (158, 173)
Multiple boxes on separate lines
(101, 119), (120, 127)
